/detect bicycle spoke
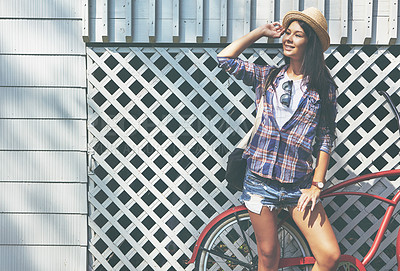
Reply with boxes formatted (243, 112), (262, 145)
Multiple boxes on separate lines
(280, 226), (305, 258)
(235, 212), (256, 261)
(336, 261), (360, 271)
(278, 225), (310, 271)
(200, 216), (257, 270)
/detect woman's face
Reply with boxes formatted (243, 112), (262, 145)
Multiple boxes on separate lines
(282, 21), (308, 61)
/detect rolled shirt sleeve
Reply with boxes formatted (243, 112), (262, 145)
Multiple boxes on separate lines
(315, 84), (337, 155)
(217, 56), (273, 102)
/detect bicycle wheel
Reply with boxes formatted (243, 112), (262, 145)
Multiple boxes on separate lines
(194, 209), (312, 271)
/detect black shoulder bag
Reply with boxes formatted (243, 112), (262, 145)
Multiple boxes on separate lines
(225, 96), (264, 191)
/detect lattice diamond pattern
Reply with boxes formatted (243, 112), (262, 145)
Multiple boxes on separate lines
(87, 46), (400, 271)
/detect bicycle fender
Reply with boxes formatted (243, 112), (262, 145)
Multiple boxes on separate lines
(279, 255), (365, 270)
(339, 255), (366, 271)
(187, 205), (247, 264)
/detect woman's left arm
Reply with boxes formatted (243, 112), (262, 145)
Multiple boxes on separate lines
(297, 150), (330, 212)
(297, 82), (337, 212)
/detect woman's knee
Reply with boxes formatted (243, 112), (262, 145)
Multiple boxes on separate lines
(258, 244), (279, 258)
(257, 242), (280, 265)
(326, 247), (341, 264)
(316, 244), (341, 268)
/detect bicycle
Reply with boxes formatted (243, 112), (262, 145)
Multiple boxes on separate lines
(188, 90), (400, 271)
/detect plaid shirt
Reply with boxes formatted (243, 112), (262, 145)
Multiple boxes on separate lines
(218, 57), (337, 183)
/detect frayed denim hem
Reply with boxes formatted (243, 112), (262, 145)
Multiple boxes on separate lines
(241, 192), (318, 214)
(241, 193), (280, 214)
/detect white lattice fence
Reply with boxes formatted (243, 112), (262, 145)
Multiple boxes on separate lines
(87, 46), (400, 271)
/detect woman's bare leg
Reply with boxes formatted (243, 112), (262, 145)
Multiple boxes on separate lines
(290, 202), (341, 271)
(248, 207), (280, 271)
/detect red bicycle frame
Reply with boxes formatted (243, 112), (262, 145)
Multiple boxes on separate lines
(278, 169), (400, 269)
(320, 169), (400, 268)
(189, 169), (400, 270)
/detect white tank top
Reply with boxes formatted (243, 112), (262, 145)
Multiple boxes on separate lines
(272, 72), (306, 130)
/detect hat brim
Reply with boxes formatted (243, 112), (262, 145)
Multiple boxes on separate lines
(282, 11), (330, 52)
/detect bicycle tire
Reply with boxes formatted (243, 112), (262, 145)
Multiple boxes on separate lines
(194, 209), (312, 271)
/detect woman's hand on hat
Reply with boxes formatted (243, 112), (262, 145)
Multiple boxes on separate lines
(217, 22), (285, 58)
(260, 22), (285, 38)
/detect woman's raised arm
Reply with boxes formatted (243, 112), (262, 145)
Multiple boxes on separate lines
(217, 22), (285, 58)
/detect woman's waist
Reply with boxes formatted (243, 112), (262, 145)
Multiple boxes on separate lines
(246, 169), (313, 188)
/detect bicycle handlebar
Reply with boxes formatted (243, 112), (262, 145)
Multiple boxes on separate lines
(378, 90), (400, 134)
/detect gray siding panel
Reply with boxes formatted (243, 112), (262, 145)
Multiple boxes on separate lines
(0, 55), (86, 87)
(0, 0), (81, 18)
(0, 214), (86, 245)
(0, 119), (86, 150)
(0, 87), (86, 119)
(0, 20), (85, 54)
(0, 151), (86, 182)
(0, 246), (86, 271)
(0, 183), (86, 213)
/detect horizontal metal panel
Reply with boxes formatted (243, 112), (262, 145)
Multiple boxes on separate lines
(0, 0), (81, 18)
(0, 214), (86, 245)
(0, 120), (86, 151)
(0, 246), (86, 271)
(0, 55), (86, 87)
(84, 0), (400, 45)
(0, 183), (86, 213)
(0, 20), (85, 54)
(0, 87), (86, 119)
(0, 151), (86, 182)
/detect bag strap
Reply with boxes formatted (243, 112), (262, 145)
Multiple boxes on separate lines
(236, 66), (279, 149)
(236, 97), (264, 149)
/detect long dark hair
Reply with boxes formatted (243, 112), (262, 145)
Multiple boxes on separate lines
(265, 20), (337, 135)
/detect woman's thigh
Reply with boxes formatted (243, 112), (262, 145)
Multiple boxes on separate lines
(248, 206), (280, 253)
(289, 202), (340, 259)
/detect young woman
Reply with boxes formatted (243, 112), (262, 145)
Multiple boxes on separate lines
(217, 7), (341, 271)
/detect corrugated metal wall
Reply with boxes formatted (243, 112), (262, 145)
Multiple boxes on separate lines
(83, 0), (400, 45)
(0, 0), (87, 270)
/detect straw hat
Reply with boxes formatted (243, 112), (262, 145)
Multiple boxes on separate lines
(282, 7), (330, 52)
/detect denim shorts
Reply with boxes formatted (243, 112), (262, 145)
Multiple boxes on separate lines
(240, 169), (314, 214)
